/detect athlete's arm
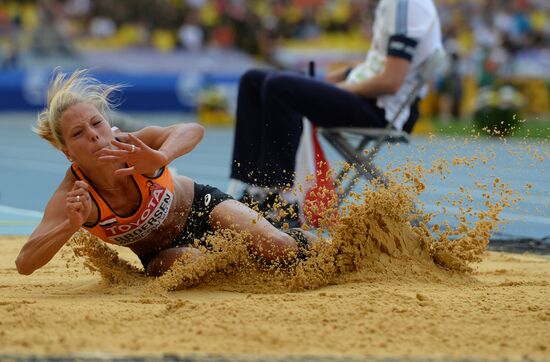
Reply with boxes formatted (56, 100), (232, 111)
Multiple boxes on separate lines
(134, 123), (205, 162)
(336, 55), (410, 98)
(15, 173), (92, 275)
(98, 123), (205, 177)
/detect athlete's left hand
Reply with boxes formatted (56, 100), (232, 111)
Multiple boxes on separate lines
(98, 133), (169, 177)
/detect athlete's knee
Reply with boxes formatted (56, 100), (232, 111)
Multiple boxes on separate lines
(249, 229), (292, 263)
(270, 229), (296, 248)
(266, 228), (314, 262)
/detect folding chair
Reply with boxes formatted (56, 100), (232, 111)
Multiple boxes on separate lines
(317, 49), (448, 204)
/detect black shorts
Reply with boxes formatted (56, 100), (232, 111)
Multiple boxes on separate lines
(138, 182), (233, 269)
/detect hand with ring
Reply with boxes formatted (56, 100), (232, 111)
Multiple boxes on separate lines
(99, 133), (169, 177)
(66, 181), (91, 229)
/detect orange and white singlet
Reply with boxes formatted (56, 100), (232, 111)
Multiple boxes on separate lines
(71, 165), (175, 246)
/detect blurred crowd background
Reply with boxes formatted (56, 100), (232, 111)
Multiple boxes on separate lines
(0, 0), (549, 129)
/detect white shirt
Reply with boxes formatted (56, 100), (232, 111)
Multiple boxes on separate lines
(346, 0), (443, 130)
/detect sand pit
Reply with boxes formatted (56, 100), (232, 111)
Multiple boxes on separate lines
(2, 134), (548, 361)
(1, 233), (549, 361)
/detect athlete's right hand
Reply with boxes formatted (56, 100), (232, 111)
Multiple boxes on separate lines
(66, 181), (92, 229)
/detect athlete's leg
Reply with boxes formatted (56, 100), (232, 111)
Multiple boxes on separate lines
(144, 197), (315, 278)
(209, 199), (314, 264)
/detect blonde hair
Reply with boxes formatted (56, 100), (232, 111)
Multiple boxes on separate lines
(34, 69), (122, 149)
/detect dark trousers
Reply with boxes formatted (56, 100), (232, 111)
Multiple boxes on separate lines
(230, 68), (390, 188)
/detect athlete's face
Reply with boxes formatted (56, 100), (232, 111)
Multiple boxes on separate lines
(59, 103), (113, 164)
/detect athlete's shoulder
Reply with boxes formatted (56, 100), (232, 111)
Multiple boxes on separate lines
(63, 166), (79, 183)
